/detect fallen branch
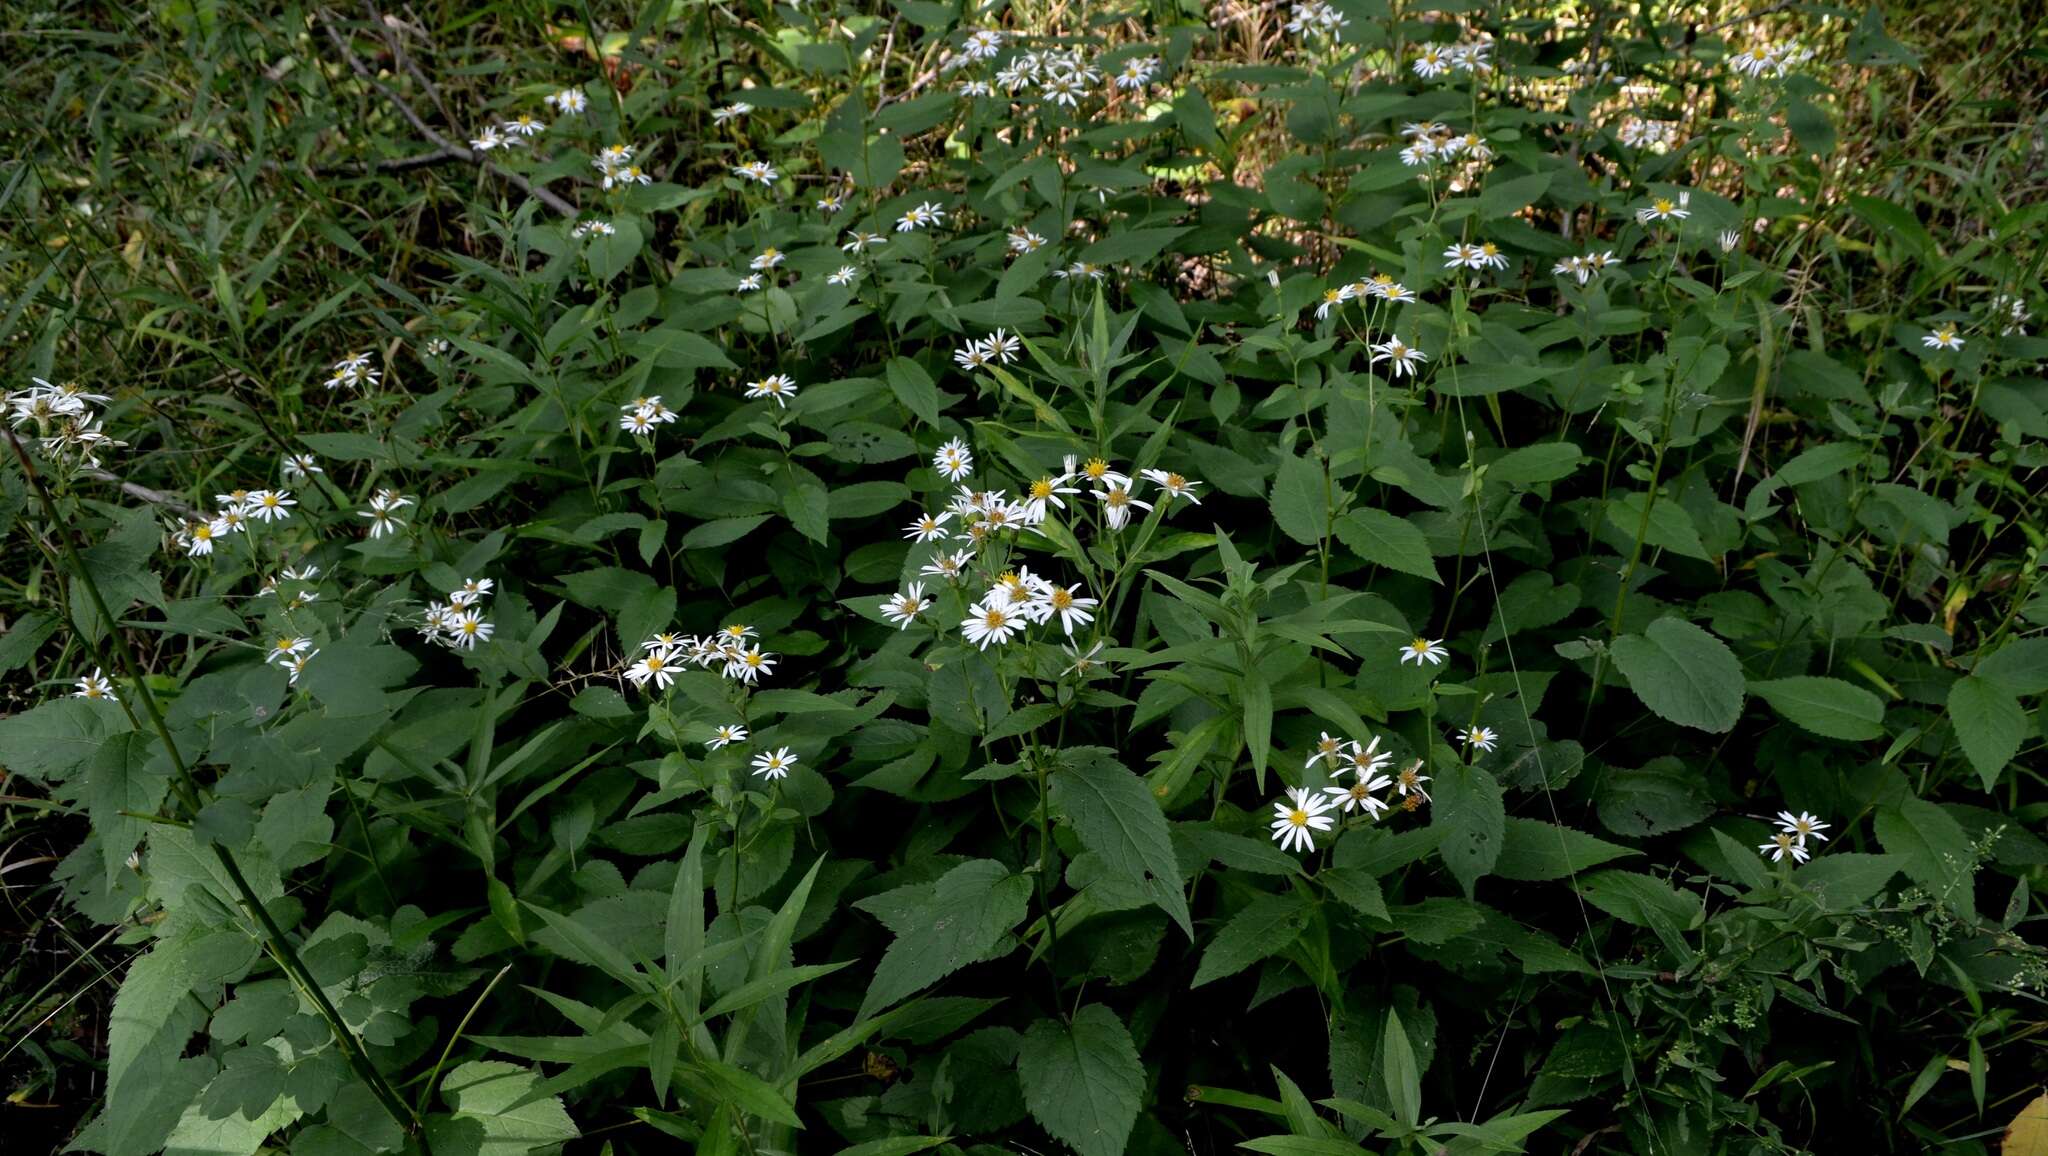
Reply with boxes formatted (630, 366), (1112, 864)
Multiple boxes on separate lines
(317, 11), (579, 217)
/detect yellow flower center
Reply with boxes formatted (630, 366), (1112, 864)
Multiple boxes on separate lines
(1288, 809), (1309, 827)
(1051, 589), (1073, 609)
(1654, 198), (1675, 213)
(984, 609), (1007, 627)
(1106, 490), (1129, 508)
(1031, 479), (1054, 498)
(1084, 459), (1109, 478)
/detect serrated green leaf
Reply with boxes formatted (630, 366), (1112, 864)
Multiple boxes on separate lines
(1017, 1005), (1143, 1156)
(1611, 618), (1744, 732)
(1750, 676), (1886, 741)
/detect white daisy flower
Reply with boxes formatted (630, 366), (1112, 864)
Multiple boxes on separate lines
(1306, 732), (1349, 769)
(895, 201), (947, 232)
(1346, 735), (1394, 779)
(881, 582), (933, 629)
(736, 273), (764, 293)
(707, 724), (748, 750)
(1093, 481), (1151, 531)
(1394, 760), (1431, 801)
(1007, 229), (1048, 253)
(503, 114), (545, 137)
(933, 437), (975, 482)
(244, 489), (295, 522)
(751, 746), (798, 780)
(744, 373), (799, 407)
(826, 265), (860, 286)
(1635, 191), (1692, 224)
(73, 669), (117, 701)
(1758, 831), (1810, 863)
(904, 510), (956, 542)
(1398, 637), (1448, 666)
(960, 599), (1024, 649)
(470, 126), (508, 151)
(1370, 338), (1429, 378)
(920, 548), (975, 582)
(816, 192), (846, 213)
(1324, 768), (1393, 818)
(1270, 787), (1337, 853)
(1774, 811), (1830, 843)
(841, 230), (887, 252)
(1027, 583), (1098, 636)
(446, 611), (493, 649)
(266, 636), (313, 665)
(1062, 639), (1108, 677)
(282, 453), (323, 480)
(724, 645), (777, 684)
(732, 160), (779, 185)
(713, 102), (752, 124)
(547, 88), (589, 115)
(1139, 469), (1202, 505)
(626, 649), (681, 690)
(1920, 325), (1964, 351)
(1412, 46), (1453, 79)
(1458, 726), (1498, 753)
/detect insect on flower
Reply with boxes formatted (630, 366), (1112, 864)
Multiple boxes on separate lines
(1920, 325), (1964, 352)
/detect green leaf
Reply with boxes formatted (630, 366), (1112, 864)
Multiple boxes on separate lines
(1493, 818), (1638, 881)
(1596, 758), (1712, 837)
(1381, 1008), (1422, 1128)
(1873, 798), (1978, 919)
(1271, 452), (1330, 546)
(0, 697), (122, 783)
(1749, 676), (1886, 741)
(1192, 891), (1313, 987)
(631, 327), (738, 372)
(1767, 441), (1865, 487)
(857, 859), (1032, 1016)
(1477, 171), (1552, 219)
(104, 931), (211, 1146)
(87, 731), (169, 883)
(1017, 1005), (1144, 1156)
(1430, 764), (1503, 896)
(1078, 227), (1190, 266)
(885, 357), (943, 428)
(1050, 749), (1193, 938)
(1579, 870), (1697, 959)
(1610, 618), (1744, 732)
(1975, 638), (2048, 695)
(1243, 673), (1273, 781)
(1605, 491), (1712, 561)
(424, 1061), (578, 1156)
(1487, 442), (1584, 486)
(1947, 675), (2026, 791)
(1793, 853), (1899, 909)
(1333, 509), (1439, 582)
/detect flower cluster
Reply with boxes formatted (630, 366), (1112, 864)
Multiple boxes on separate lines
(1282, 1), (1348, 42)
(420, 578), (496, 651)
(1552, 250), (1619, 284)
(1412, 39), (1492, 80)
(5, 378), (124, 469)
(1729, 40), (1813, 79)
(323, 351), (379, 391)
(1758, 811), (1829, 863)
(264, 634), (318, 683)
(172, 488), (294, 557)
(591, 142), (651, 189)
(951, 329), (1023, 372)
(1990, 294), (2031, 336)
(1617, 117), (1682, 151)
(620, 394), (679, 434)
(1271, 735), (1435, 855)
(626, 624), (776, 691)
(358, 488), (414, 539)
